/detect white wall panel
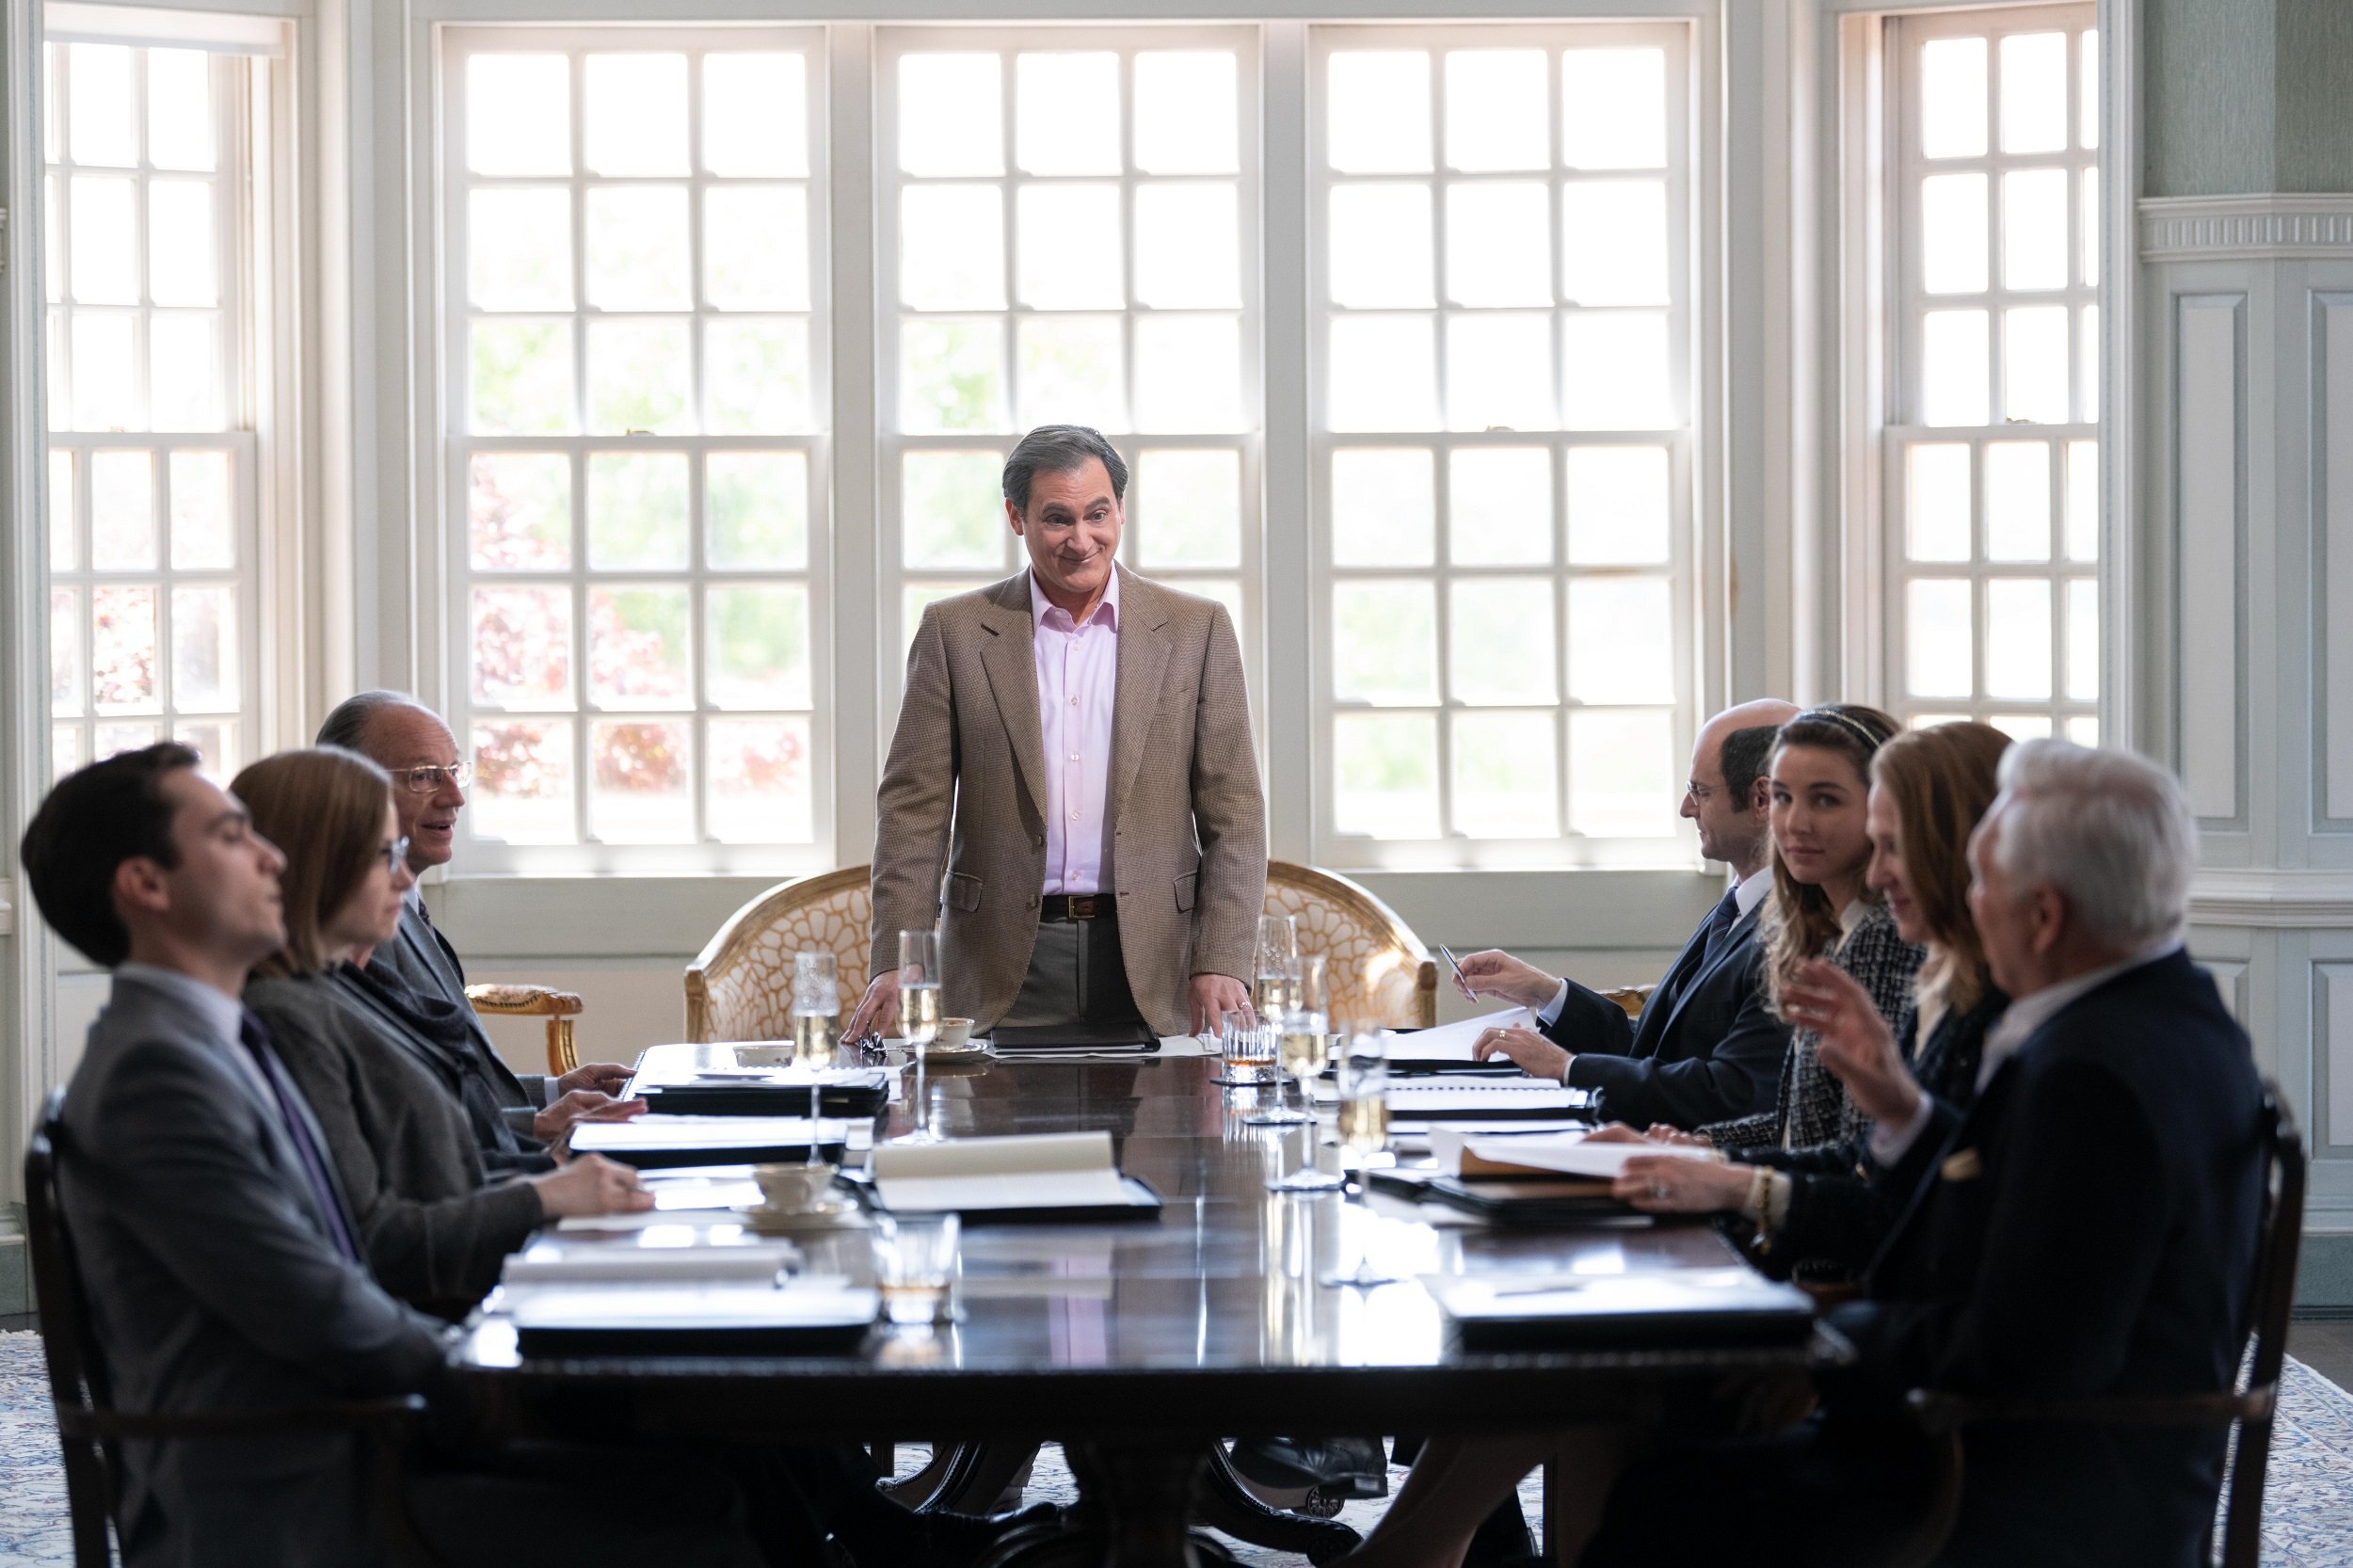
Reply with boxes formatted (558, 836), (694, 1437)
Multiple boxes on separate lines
(2177, 296), (2241, 820)
(2326, 962), (2353, 1149)
(2326, 297), (2353, 819)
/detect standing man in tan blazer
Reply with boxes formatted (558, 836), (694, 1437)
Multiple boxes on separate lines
(845, 425), (1266, 1041)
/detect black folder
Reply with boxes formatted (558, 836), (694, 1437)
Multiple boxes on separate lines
(989, 1021), (1160, 1052)
(635, 1080), (890, 1118)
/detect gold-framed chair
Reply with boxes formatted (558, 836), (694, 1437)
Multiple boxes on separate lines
(681, 862), (1439, 1041)
(464, 984), (585, 1075)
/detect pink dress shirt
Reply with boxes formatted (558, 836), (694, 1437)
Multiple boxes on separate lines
(1030, 568), (1119, 896)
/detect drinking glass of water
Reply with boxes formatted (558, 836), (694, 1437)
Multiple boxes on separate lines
(792, 952), (839, 1166)
(894, 930), (943, 1145)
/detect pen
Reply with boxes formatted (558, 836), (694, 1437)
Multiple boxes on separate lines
(1437, 944), (1476, 1000)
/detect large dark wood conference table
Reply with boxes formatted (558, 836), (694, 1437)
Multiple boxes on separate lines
(444, 1049), (1826, 1565)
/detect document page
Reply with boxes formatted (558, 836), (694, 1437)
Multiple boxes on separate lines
(1378, 1007), (1535, 1062)
(570, 1116), (830, 1154)
(871, 1131), (1133, 1211)
(1461, 1131), (1725, 1179)
(1319, 1080), (1590, 1116)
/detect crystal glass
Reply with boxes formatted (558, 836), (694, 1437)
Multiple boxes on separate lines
(872, 1210), (960, 1325)
(1336, 1029), (1391, 1167)
(1266, 956), (1344, 1191)
(792, 952), (839, 1166)
(1253, 914), (1298, 1023)
(1213, 1012), (1275, 1088)
(895, 929), (943, 1144)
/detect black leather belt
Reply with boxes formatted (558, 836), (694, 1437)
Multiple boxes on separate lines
(1040, 894), (1116, 921)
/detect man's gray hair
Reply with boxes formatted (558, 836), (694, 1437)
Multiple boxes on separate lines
(315, 690), (427, 756)
(1986, 739), (2196, 950)
(1002, 424), (1128, 514)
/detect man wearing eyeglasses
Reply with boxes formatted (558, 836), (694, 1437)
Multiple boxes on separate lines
(318, 692), (636, 1161)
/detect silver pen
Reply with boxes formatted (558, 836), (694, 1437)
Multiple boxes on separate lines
(1437, 943), (1476, 1000)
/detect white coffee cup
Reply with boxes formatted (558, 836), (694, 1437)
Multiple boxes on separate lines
(936, 1017), (974, 1050)
(754, 1162), (839, 1211)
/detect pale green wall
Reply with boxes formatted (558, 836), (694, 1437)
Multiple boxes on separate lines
(2144, 0), (2353, 196)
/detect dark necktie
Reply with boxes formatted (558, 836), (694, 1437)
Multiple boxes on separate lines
(1705, 886), (1745, 953)
(236, 1011), (363, 1264)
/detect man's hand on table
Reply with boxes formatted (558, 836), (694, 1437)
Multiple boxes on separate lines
(1191, 973), (1250, 1035)
(535, 1089), (647, 1142)
(843, 969), (901, 1043)
(530, 1153), (652, 1218)
(557, 1062), (632, 1096)
(1470, 1023), (1571, 1082)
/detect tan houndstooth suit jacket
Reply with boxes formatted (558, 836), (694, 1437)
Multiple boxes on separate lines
(871, 566), (1267, 1037)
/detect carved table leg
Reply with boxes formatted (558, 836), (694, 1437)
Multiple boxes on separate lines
(1193, 1441), (1363, 1564)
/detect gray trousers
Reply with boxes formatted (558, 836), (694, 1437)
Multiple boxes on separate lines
(1000, 914), (1148, 1030)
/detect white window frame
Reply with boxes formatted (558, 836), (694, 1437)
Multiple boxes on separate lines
(1874, 3), (2102, 740)
(871, 23), (1266, 756)
(438, 24), (836, 876)
(1306, 19), (1702, 872)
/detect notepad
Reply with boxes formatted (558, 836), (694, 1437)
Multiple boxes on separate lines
(869, 1131), (1150, 1217)
(568, 1116), (848, 1169)
(1315, 1080), (1593, 1121)
(1423, 1268), (1816, 1349)
(1457, 1131), (1724, 1179)
(510, 1283), (880, 1355)
(500, 1240), (799, 1287)
(1378, 1007), (1536, 1064)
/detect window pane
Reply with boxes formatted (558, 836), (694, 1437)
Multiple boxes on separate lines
(1566, 445), (1671, 564)
(1016, 315), (1125, 430)
(1016, 53), (1119, 175)
(54, 726), (88, 778)
(584, 185), (691, 311)
(2067, 577), (2099, 702)
(587, 586), (692, 709)
(710, 716), (814, 842)
(705, 317), (811, 434)
(900, 318), (1007, 433)
(72, 313), (138, 432)
(1449, 447), (1551, 566)
(704, 185), (810, 311)
(91, 584), (159, 711)
(584, 55), (689, 176)
(2064, 440), (2098, 562)
(1331, 448), (1434, 568)
(150, 314), (221, 430)
(1334, 712), (1438, 838)
(585, 318), (692, 435)
(2080, 167), (2101, 286)
(51, 586), (82, 716)
(1333, 581), (1436, 704)
(168, 449), (233, 568)
(470, 187), (572, 311)
(1327, 52), (1432, 174)
(1134, 52), (1238, 175)
(472, 586), (573, 709)
(1561, 48), (1666, 169)
(901, 185), (1007, 311)
(1906, 579), (1973, 698)
(2003, 305), (2070, 424)
(1452, 711), (1558, 837)
(1017, 184), (1124, 309)
(148, 182), (217, 307)
(590, 720), (693, 842)
(170, 584), (237, 712)
(1449, 579), (1556, 704)
(1984, 579), (2053, 698)
(2080, 30), (2100, 150)
(2001, 169), (2068, 291)
(1444, 49), (1547, 172)
(174, 720), (236, 778)
(1561, 312), (1670, 430)
(49, 448), (76, 570)
(70, 175), (138, 305)
(1447, 183), (1551, 308)
(90, 450), (156, 569)
(900, 55), (1002, 177)
(1906, 442), (1971, 562)
(904, 450), (1006, 569)
(707, 584), (810, 708)
(467, 56), (570, 177)
(1561, 180), (1669, 306)
(703, 54), (808, 178)
(2078, 304), (2099, 423)
(1999, 33), (2068, 153)
(472, 718), (576, 843)
(708, 452), (808, 569)
(1920, 173), (1988, 296)
(147, 49), (216, 170)
(1991, 713), (2053, 741)
(1984, 441), (2051, 561)
(69, 44), (137, 168)
(1569, 578), (1673, 703)
(1447, 313), (1554, 433)
(44, 174), (62, 308)
(1135, 449), (1241, 568)
(1568, 708), (1674, 837)
(1920, 309), (1989, 426)
(1329, 184), (1434, 309)
(471, 320), (574, 435)
(1134, 184), (1241, 309)
(1919, 38), (1987, 158)
(586, 452), (688, 569)
(469, 452), (571, 571)
(94, 721), (162, 759)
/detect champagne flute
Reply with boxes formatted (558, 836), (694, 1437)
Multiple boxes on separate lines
(1253, 914), (1298, 1024)
(1244, 952), (1317, 1128)
(1268, 956), (1343, 1192)
(894, 930), (943, 1145)
(792, 952), (839, 1167)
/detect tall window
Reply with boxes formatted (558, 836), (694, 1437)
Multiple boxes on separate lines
(44, 37), (261, 780)
(876, 27), (1261, 685)
(1309, 24), (1694, 869)
(443, 31), (830, 869)
(1886, 7), (2099, 741)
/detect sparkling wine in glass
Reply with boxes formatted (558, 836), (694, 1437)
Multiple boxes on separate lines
(792, 952), (840, 1165)
(1268, 955), (1343, 1191)
(1254, 914), (1299, 1023)
(896, 930), (943, 1144)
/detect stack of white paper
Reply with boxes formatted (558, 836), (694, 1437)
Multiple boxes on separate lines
(500, 1240), (799, 1287)
(1377, 1007), (1536, 1062)
(870, 1130), (1132, 1212)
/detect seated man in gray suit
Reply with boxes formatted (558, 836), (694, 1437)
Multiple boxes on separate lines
(1453, 698), (1798, 1129)
(22, 744), (1038, 1568)
(317, 691), (634, 1167)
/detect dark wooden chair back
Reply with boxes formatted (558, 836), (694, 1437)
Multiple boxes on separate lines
(1902, 1081), (2306, 1568)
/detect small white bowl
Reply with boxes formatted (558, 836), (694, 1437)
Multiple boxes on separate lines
(753, 1162), (840, 1211)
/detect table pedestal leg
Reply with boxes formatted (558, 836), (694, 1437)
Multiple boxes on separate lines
(974, 1439), (1223, 1568)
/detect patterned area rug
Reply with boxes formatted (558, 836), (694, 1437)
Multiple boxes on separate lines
(5, 1328), (2350, 1566)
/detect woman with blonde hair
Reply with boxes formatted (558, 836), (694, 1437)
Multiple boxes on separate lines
(234, 747), (649, 1314)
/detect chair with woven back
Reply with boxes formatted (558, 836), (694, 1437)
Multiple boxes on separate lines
(685, 861), (1436, 1041)
(24, 1086), (440, 1568)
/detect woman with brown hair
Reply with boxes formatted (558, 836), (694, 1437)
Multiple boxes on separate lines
(233, 747), (649, 1314)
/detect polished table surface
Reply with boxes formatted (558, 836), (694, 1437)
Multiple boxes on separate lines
(446, 1050), (1821, 1446)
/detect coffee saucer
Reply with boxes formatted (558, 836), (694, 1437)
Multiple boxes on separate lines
(739, 1192), (868, 1234)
